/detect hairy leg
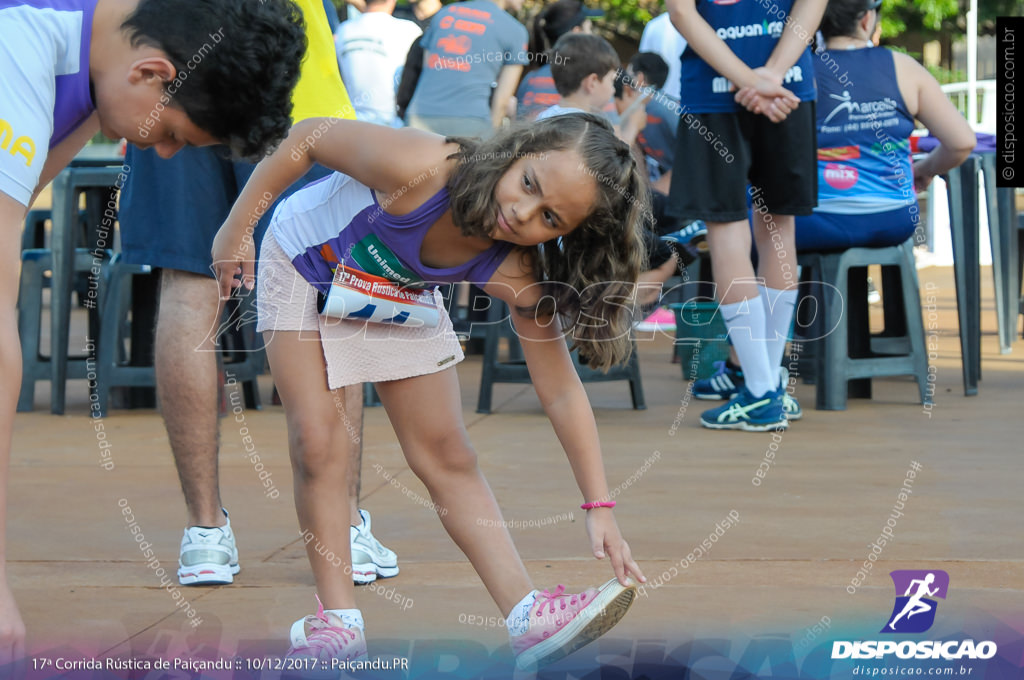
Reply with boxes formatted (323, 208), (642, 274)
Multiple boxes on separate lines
(267, 330), (355, 609)
(375, 369), (532, 616)
(343, 383), (363, 524)
(155, 269), (225, 528)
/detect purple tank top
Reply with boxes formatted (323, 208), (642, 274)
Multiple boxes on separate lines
(50, 0), (96, 147)
(0, 0), (100, 147)
(272, 172), (514, 294)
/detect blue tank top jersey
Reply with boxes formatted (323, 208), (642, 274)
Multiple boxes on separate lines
(678, 0), (816, 113)
(814, 47), (916, 214)
(270, 172), (514, 293)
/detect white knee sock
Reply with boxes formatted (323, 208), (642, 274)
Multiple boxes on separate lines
(760, 286), (798, 384)
(506, 591), (538, 637)
(325, 608), (365, 631)
(720, 299), (775, 398)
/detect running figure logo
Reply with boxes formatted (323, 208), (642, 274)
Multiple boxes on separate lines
(821, 91), (854, 125)
(881, 570), (949, 634)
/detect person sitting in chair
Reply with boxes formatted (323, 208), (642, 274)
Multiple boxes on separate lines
(794, 0), (975, 252)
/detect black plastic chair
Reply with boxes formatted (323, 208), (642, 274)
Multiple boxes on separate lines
(475, 298), (645, 414)
(796, 239), (928, 410)
(92, 255), (157, 416)
(21, 209), (52, 251)
(49, 164), (125, 413)
(16, 247), (102, 412)
(942, 156), (982, 395)
(979, 153), (1020, 354)
(92, 256), (264, 417)
(1018, 213), (1024, 339)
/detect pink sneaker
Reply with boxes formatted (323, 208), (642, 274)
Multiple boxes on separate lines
(512, 578), (637, 670)
(634, 307), (676, 332)
(287, 597), (367, 663)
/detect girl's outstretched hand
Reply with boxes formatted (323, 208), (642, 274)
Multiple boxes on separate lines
(586, 508), (646, 587)
(211, 224), (256, 300)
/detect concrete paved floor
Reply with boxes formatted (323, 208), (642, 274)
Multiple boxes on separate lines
(7, 266), (1024, 679)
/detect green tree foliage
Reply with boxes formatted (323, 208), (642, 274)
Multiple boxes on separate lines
(880, 0), (1024, 39)
(978, 0), (1024, 26)
(593, 0), (657, 41)
(522, 0), (660, 42)
(878, 0), (957, 38)
(516, 0), (1022, 45)
(409, 0), (1024, 46)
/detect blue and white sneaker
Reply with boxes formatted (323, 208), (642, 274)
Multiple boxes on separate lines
(693, 360), (744, 400)
(660, 220), (708, 266)
(695, 361), (801, 420)
(700, 386), (788, 431)
(351, 509), (399, 584)
(779, 367), (802, 421)
(178, 508), (240, 585)
(782, 391), (802, 420)
(661, 220), (708, 250)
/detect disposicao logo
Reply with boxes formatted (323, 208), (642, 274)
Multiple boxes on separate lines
(882, 570), (948, 634)
(832, 570), (998, 661)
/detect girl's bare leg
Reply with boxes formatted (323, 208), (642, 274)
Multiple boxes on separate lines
(265, 330), (356, 610)
(375, 368), (533, 616)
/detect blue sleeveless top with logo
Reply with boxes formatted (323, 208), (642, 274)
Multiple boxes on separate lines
(814, 47), (915, 214)
(678, 0), (816, 113)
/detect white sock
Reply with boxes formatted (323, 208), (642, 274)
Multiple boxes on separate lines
(325, 608), (365, 631)
(720, 299), (775, 398)
(506, 591), (538, 637)
(759, 286), (797, 382)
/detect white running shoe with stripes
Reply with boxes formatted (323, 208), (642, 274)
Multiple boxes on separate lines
(177, 509), (240, 585)
(351, 509), (399, 584)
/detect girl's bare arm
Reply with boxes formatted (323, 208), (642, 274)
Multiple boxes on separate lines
(213, 119), (452, 297)
(484, 253), (645, 586)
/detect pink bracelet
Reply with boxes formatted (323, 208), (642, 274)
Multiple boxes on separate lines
(580, 501), (616, 510)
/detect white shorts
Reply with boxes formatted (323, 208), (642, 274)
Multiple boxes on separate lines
(256, 228), (465, 389)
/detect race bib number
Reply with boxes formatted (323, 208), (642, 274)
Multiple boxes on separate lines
(318, 265), (440, 327)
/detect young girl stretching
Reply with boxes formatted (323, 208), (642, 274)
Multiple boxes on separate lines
(211, 113), (649, 670)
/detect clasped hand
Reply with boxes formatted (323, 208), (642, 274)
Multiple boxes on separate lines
(733, 67), (800, 123)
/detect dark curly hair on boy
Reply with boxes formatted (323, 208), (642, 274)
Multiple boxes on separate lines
(121, 0), (307, 160)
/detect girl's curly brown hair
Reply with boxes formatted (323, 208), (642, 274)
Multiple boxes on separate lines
(446, 113), (651, 371)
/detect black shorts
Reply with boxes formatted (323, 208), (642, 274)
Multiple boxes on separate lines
(667, 102), (817, 223)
